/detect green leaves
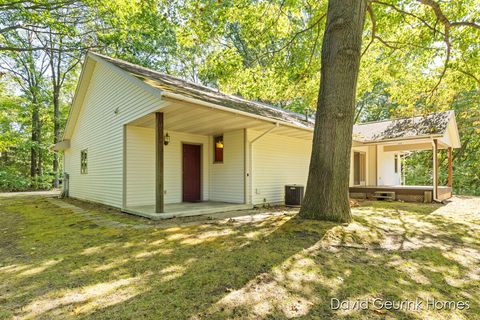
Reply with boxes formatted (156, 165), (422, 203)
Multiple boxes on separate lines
(0, 0), (479, 193)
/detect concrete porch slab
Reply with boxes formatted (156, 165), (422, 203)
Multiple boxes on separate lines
(123, 201), (253, 220)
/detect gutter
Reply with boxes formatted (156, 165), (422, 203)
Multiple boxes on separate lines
(161, 91), (312, 133)
(356, 134), (444, 146)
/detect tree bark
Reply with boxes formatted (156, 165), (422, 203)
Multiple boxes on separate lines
(53, 91), (60, 188)
(30, 102), (40, 178)
(299, 0), (368, 222)
(38, 118), (43, 176)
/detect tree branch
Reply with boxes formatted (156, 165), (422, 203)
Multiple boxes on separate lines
(457, 68), (480, 88)
(429, 28), (451, 96)
(450, 21), (480, 30)
(0, 0), (77, 11)
(373, 0), (443, 35)
(362, 4), (376, 57)
(264, 13), (326, 57)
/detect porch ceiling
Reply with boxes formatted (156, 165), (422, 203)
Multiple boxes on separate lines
(128, 99), (313, 140)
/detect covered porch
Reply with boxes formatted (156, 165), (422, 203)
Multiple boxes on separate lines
(349, 185), (452, 202)
(121, 94), (313, 219)
(349, 139), (455, 202)
(349, 111), (460, 203)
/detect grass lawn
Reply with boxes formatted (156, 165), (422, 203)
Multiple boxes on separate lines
(0, 195), (479, 319)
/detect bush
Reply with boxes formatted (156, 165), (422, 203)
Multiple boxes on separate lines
(0, 170), (52, 192)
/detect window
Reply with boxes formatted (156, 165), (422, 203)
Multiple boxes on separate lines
(394, 154), (398, 173)
(214, 135), (223, 163)
(80, 149), (88, 174)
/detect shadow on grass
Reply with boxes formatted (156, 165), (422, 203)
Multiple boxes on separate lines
(0, 196), (479, 319)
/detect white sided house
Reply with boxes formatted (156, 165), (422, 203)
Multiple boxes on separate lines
(55, 52), (461, 219)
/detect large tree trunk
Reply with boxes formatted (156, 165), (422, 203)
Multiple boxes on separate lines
(299, 0), (367, 222)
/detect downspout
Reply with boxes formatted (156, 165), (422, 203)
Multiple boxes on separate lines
(247, 123), (279, 205)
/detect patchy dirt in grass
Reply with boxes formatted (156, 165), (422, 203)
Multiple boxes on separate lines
(0, 195), (479, 319)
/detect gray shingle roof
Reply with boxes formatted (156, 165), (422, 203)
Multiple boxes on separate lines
(353, 111), (453, 142)
(91, 52), (314, 129)
(92, 52), (453, 143)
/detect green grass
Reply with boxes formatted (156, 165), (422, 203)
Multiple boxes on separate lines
(0, 196), (479, 319)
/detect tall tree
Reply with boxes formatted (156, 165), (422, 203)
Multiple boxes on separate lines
(36, 2), (96, 188)
(0, 30), (49, 178)
(42, 34), (84, 188)
(0, 0), (78, 52)
(298, 0), (367, 222)
(299, 0), (479, 221)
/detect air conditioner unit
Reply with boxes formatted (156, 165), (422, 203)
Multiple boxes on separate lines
(285, 185), (304, 207)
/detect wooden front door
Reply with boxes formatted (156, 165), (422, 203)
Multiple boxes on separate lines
(183, 144), (201, 202)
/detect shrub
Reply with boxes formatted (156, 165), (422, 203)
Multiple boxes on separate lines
(0, 170), (52, 192)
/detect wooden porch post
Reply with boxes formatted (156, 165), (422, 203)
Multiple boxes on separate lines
(433, 139), (438, 200)
(155, 112), (164, 213)
(448, 146), (453, 188)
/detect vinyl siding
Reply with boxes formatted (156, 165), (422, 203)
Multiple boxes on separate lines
(65, 62), (162, 208)
(125, 127), (210, 206)
(249, 130), (311, 205)
(377, 146), (401, 185)
(164, 131), (210, 203)
(209, 130), (245, 203)
(125, 126), (155, 206)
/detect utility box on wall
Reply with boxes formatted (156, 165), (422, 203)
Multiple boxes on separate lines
(285, 185), (304, 207)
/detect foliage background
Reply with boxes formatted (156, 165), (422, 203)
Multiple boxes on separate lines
(0, 0), (478, 194)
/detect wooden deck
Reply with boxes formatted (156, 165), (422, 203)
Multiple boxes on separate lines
(349, 185), (452, 202)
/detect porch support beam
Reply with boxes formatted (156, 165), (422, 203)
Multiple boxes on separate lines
(155, 112), (164, 213)
(383, 142), (434, 152)
(432, 139), (439, 200)
(448, 146), (453, 188)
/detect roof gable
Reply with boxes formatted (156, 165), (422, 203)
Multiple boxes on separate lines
(89, 52), (314, 129)
(63, 56), (97, 140)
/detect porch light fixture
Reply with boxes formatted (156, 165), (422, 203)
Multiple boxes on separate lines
(164, 132), (170, 145)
